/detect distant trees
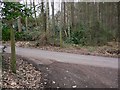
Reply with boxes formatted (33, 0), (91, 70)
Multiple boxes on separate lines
(2, 1), (119, 47)
(62, 2), (119, 45)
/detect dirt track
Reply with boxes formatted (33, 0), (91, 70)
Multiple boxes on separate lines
(38, 61), (118, 88)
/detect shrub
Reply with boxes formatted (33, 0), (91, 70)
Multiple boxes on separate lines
(87, 21), (113, 46)
(15, 30), (41, 41)
(15, 32), (24, 41)
(2, 25), (10, 41)
(65, 22), (113, 46)
(66, 24), (87, 45)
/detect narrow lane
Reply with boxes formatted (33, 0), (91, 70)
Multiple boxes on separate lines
(6, 46), (118, 69)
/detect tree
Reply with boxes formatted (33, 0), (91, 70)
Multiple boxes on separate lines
(60, 0), (64, 47)
(66, 2), (71, 39)
(41, 0), (44, 30)
(63, 1), (67, 38)
(51, 0), (55, 45)
(45, 1), (50, 44)
(118, 2), (120, 42)
(71, 1), (74, 31)
(25, 0), (28, 31)
(33, 0), (37, 26)
(0, 21), (1, 38)
(2, 1), (31, 73)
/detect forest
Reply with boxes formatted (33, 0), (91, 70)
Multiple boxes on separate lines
(1, 0), (120, 71)
(1, 1), (119, 46)
(0, 0), (120, 88)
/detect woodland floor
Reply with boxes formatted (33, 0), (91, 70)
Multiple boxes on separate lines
(2, 53), (43, 89)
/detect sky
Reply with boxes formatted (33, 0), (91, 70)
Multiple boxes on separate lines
(1, 0), (120, 16)
(5, 0), (120, 2)
(19, 0), (120, 16)
(20, 0), (61, 16)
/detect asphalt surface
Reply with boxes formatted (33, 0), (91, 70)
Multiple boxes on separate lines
(5, 46), (119, 88)
(6, 46), (118, 69)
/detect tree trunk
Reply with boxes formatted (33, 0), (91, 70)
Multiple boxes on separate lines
(71, 2), (74, 31)
(63, 2), (67, 37)
(60, 1), (63, 47)
(41, 0), (47, 44)
(45, 1), (49, 44)
(25, 0), (28, 31)
(97, 2), (100, 22)
(51, 0), (55, 45)
(42, 8), (47, 45)
(17, 16), (22, 32)
(0, 20), (2, 41)
(10, 25), (16, 73)
(41, 0), (45, 31)
(25, 17), (28, 31)
(67, 3), (71, 39)
(33, 0), (37, 26)
(118, 2), (120, 42)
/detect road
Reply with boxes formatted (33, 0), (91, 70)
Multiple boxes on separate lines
(6, 46), (118, 69)
(6, 46), (119, 88)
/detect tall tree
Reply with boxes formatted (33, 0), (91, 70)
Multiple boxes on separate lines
(118, 2), (120, 42)
(63, 1), (67, 37)
(0, 22), (1, 38)
(25, 0), (28, 31)
(96, 2), (100, 22)
(71, 1), (74, 31)
(51, 0), (55, 45)
(66, 2), (71, 39)
(60, 0), (63, 47)
(2, 1), (31, 73)
(41, 0), (47, 44)
(33, 0), (37, 26)
(41, 0), (45, 31)
(46, 1), (50, 44)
